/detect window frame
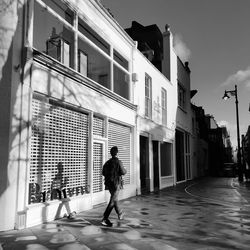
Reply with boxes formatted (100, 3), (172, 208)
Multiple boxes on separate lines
(161, 87), (167, 125)
(145, 73), (152, 119)
(178, 82), (186, 110)
(34, 0), (131, 100)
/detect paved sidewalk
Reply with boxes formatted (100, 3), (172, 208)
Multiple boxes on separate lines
(0, 178), (250, 250)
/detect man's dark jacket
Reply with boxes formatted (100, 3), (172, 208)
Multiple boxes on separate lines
(102, 157), (127, 190)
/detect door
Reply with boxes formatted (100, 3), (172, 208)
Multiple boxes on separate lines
(185, 133), (191, 180)
(153, 141), (159, 191)
(92, 141), (105, 205)
(140, 135), (149, 193)
(176, 130), (185, 182)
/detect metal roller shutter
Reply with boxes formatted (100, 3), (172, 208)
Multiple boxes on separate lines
(29, 98), (89, 204)
(108, 121), (131, 184)
(93, 142), (103, 193)
(93, 116), (105, 137)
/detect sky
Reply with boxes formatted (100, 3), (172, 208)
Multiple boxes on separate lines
(101, 0), (250, 149)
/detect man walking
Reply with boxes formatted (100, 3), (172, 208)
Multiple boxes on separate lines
(102, 146), (127, 227)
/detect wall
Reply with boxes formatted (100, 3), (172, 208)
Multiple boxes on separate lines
(133, 49), (177, 191)
(0, 0), (28, 231)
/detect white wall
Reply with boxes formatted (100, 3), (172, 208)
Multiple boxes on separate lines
(133, 50), (177, 133)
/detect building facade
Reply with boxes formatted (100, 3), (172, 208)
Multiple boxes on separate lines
(133, 48), (177, 193)
(0, 0), (139, 231)
(0, 0), (201, 231)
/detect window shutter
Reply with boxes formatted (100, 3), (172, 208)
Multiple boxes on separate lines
(108, 121), (131, 184)
(29, 98), (89, 204)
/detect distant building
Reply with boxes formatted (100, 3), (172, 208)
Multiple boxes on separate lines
(242, 126), (250, 179)
(205, 115), (233, 176)
(191, 104), (209, 177)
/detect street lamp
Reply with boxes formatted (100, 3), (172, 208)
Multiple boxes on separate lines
(222, 85), (243, 182)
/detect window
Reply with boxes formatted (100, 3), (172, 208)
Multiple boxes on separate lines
(114, 50), (129, 70)
(34, 1), (74, 68)
(178, 83), (186, 109)
(161, 88), (167, 125)
(78, 50), (88, 76)
(61, 40), (70, 67)
(33, 0), (130, 100)
(113, 50), (129, 99)
(42, 0), (74, 25)
(145, 74), (152, 118)
(78, 37), (111, 89)
(78, 18), (110, 55)
(114, 65), (129, 99)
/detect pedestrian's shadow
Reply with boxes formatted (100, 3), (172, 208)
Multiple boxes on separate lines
(51, 162), (76, 219)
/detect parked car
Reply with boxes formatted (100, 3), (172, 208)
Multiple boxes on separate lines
(222, 163), (236, 177)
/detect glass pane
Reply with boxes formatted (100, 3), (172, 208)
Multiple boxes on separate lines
(78, 38), (111, 89)
(114, 50), (128, 70)
(145, 100), (149, 117)
(42, 0), (73, 25)
(114, 65), (129, 100)
(78, 50), (87, 76)
(61, 40), (70, 67)
(145, 84), (149, 97)
(78, 18), (110, 55)
(34, 1), (74, 68)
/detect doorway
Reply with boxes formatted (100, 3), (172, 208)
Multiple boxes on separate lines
(153, 141), (159, 191)
(92, 141), (105, 205)
(176, 130), (185, 182)
(140, 135), (149, 193)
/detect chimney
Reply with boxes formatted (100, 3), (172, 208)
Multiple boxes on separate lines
(185, 61), (191, 73)
(162, 24), (172, 81)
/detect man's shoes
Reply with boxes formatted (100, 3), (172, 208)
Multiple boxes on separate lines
(67, 211), (76, 219)
(101, 218), (113, 227)
(118, 212), (125, 220)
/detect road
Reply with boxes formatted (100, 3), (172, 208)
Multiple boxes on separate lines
(0, 177), (250, 250)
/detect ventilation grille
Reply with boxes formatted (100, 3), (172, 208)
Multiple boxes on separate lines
(29, 98), (89, 204)
(108, 121), (131, 184)
(93, 142), (103, 193)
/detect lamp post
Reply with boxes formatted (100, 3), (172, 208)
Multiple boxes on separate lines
(222, 85), (243, 182)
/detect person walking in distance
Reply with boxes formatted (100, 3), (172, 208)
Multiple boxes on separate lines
(101, 146), (127, 227)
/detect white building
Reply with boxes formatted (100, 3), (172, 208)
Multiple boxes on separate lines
(0, 0), (139, 231)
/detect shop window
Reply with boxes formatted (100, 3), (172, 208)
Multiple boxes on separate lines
(145, 74), (152, 118)
(33, 1), (74, 68)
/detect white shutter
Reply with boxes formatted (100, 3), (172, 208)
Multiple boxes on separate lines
(93, 116), (105, 137)
(93, 142), (103, 193)
(29, 97), (89, 204)
(108, 121), (131, 184)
